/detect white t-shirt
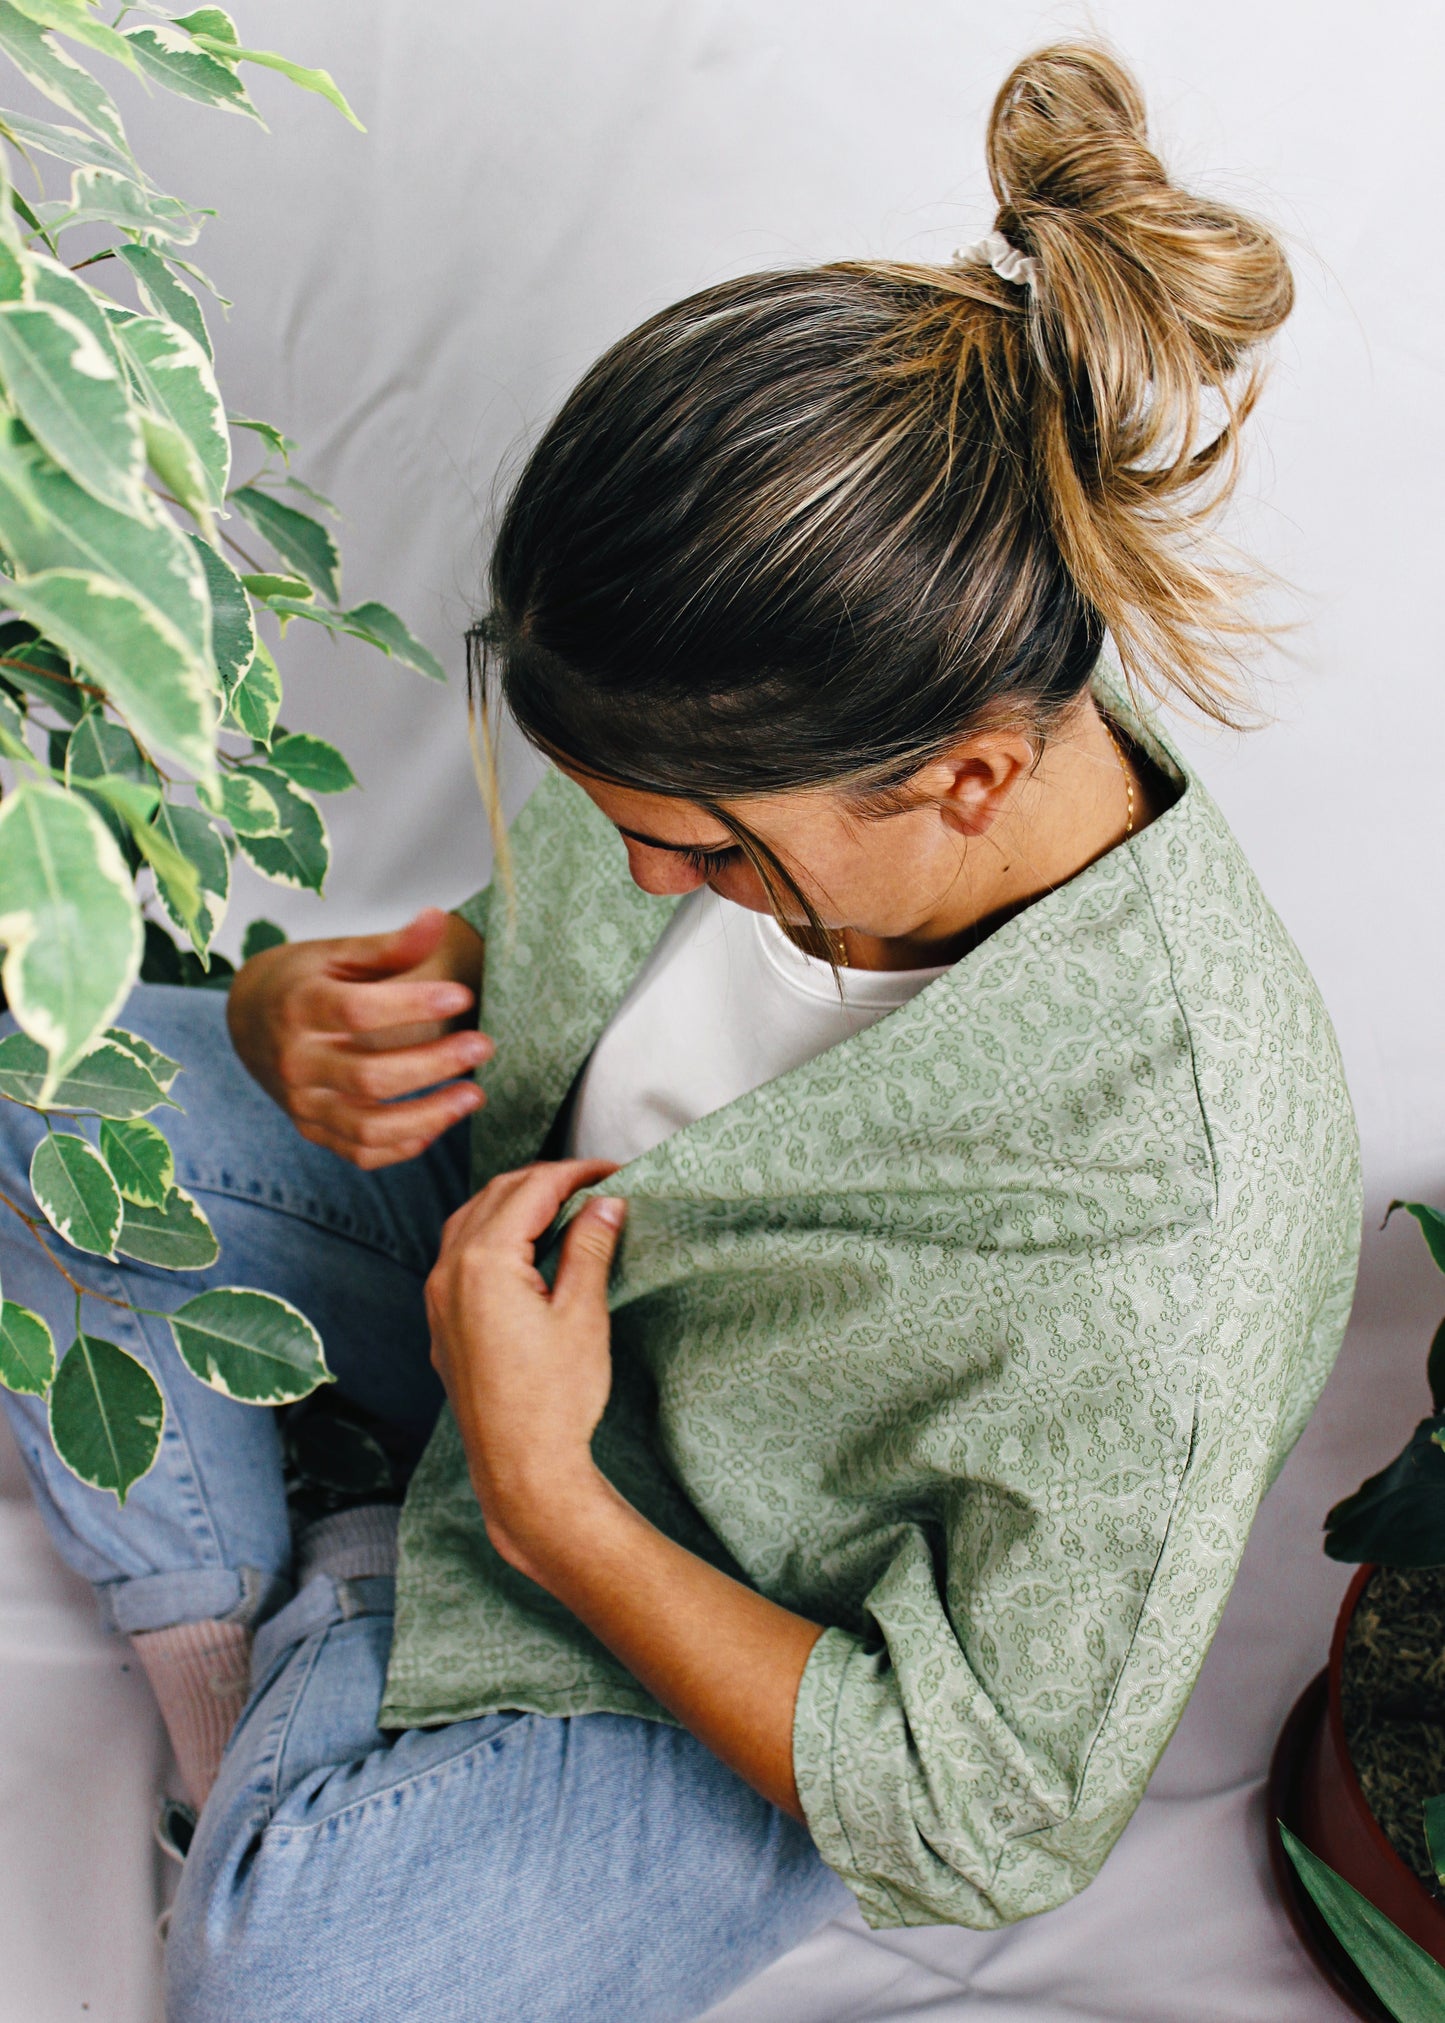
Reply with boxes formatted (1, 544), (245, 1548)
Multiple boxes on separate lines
(567, 885), (951, 1167)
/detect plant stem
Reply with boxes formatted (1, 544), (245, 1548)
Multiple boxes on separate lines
(0, 1184), (131, 1311)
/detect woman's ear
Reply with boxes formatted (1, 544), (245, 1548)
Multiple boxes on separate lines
(932, 734), (1037, 838)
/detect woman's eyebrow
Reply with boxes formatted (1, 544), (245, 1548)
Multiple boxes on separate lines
(614, 824), (737, 854)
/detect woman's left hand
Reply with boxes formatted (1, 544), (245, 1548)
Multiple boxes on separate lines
(425, 1159), (626, 1575)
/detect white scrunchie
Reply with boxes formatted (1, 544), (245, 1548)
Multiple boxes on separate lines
(955, 229), (1039, 289)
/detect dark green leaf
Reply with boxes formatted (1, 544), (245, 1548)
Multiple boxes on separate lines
(0, 1029), (168, 1115)
(0, 622), (84, 720)
(122, 21), (261, 120)
(230, 484), (338, 601)
(48, 1333), (162, 1503)
(169, 1286), (328, 1403)
(116, 243), (211, 361)
(104, 1024), (180, 1094)
(223, 639), (279, 746)
(228, 413), (294, 461)
(30, 1128), (121, 1253)
(0, 301), (143, 515)
(1280, 1825), (1445, 2020)
(263, 595), (446, 682)
(0, 1300), (55, 1395)
(64, 710), (154, 792)
(232, 766), (327, 892)
(1325, 1415), (1445, 1567)
(116, 1183), (216, 1269)
(268, 731), (356, 794)
(239, 916), (285, 962)
(99, 1116), (173, 1206)
(1424, 1793), (1445, 1891)
(1387, 1202), (1445, 1276)
(29, 250), (126, 370)
(0, 780), (140, 1086)
(189, 532), (255, 689)
(6, 0), (139, 75)
(149, 798), (229, 957)
(1430, 1318), (1445, 1419)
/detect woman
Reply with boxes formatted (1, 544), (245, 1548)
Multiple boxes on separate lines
(0, 42), (1359, 2022)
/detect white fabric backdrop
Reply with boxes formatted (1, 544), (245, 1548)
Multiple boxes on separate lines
(1, 2), (1442, 2016)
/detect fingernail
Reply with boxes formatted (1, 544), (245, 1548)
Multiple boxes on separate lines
(593, 1197), (626, 1227)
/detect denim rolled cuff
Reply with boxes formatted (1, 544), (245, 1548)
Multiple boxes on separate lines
(99, 1563), (293, 1637)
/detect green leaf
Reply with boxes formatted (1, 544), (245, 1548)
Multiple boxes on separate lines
(48, 1333), (162, 1503)
(168, 1286), (329, 1404)
(267, 731), (356, 795)
(0, 418), (211, 659)
(0, 236), (26, 302)
(116, 243), (211, 361)
(37, 165), (204, 246)
(1279, 1825), (1445, 2020)
(99, 1116), (172, 1206)
(239, 916), (285, 962)
(0, 300), (143, 515)
(0, 621), (85, 719)
(189, 533), (254, 688)
(228, 414), (294, 461)
(0, 781), (140, 1087)
(172, 6), (238, 43)
(122, 20), (261, 120)
(0, 2), (129, 155)
(140, 410), (212, 533)
(30, 1128), (121, 1253)
(105, 1024), (180, 1093)
(149, 797), (228, 957)
(232, 766), (327, 893)
(223, 638), (280, 746)
(116, 1182), (216, 1269)
(1387, 1202), (1445, 1276)
(0, 1301), (55, 1395)
(0, 684), (29, 758)
(1424, 1793), (1445, 1891)
(3, 568), (218, 776)
(0, 108), (144, 183)
(265, 596), (446, 683)
(6, 0), (139, 74)
(1325, 1414), (1445, 1568)
(263, 470), (337, 515)
(199, 766), (281, 836)
(0, 1028), (168, 1115)
(240, 571), (311, 602)
(28, 250), (124, 370)
(230, 485), (338, 601)
(116, 314), (228, 504)
(64, 710), (152, 790)
(188, 37), (363, 130)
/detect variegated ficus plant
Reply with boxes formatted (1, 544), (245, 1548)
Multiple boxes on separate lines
(0, 3), (443, 1503)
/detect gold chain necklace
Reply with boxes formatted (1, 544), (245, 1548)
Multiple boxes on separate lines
(1103, 719), (1136, 838)
(832, 722), (1135, 969)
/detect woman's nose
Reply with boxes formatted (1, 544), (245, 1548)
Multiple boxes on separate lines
(623, 843), (707, 896)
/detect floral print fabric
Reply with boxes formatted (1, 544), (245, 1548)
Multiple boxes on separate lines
(381, 681), (1361, 1929)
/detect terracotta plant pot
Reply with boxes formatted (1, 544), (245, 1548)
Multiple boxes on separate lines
(1270, 1564), (1445, 2016)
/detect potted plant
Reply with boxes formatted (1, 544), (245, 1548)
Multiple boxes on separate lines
(0, 4), (443, 1501)
(1273, 1202), (1445, 2020)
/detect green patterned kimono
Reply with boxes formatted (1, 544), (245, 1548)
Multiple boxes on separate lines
(381, 682), (1361, 1930)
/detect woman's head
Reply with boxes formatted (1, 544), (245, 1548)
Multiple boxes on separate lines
(475, 42), (1292, 934)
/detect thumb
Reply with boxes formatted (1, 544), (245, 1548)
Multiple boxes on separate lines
(338, 906), (451, 981)
(553, 1196), (627, 1312)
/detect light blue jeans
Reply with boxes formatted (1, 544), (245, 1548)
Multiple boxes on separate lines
(0, 986), (850, 2022)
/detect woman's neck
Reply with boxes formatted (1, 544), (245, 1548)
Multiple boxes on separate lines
(842, 699), (1162, 973)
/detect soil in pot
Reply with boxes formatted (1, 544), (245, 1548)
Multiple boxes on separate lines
(1341, 1564), (1445, 1892)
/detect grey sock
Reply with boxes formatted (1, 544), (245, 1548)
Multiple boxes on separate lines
(296, 1503), (400, 1587)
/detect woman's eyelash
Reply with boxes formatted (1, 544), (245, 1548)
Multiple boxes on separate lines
(679, 844), (740, 875)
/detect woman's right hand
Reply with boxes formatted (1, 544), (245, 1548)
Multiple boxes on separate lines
(226, 906), (490, 1169)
